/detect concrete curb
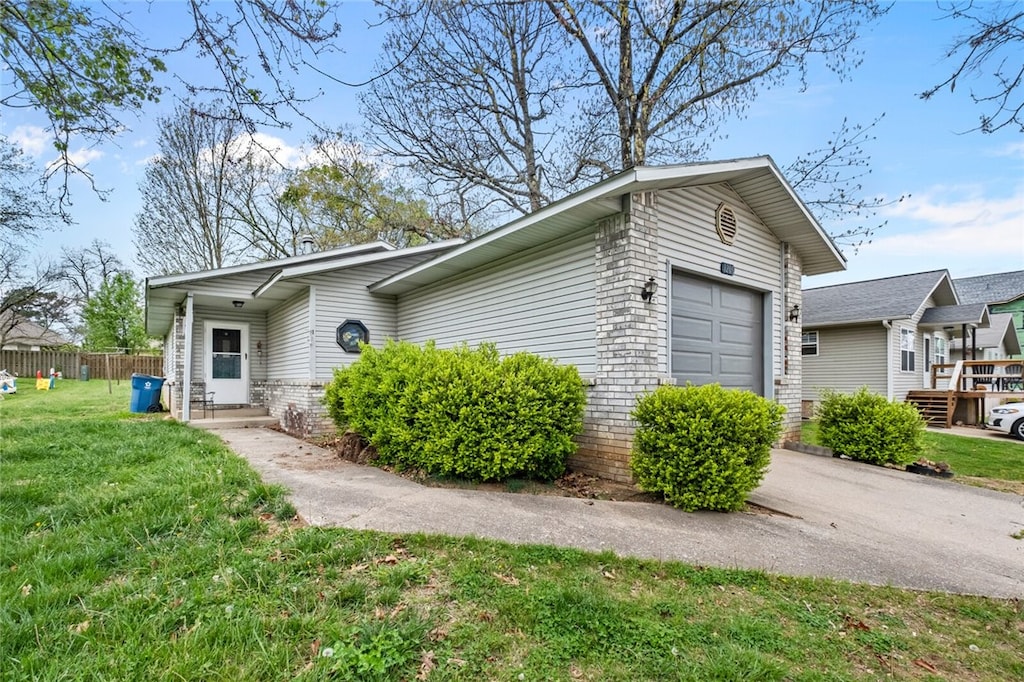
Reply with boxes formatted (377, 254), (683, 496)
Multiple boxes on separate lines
(783, 440), (834, 457)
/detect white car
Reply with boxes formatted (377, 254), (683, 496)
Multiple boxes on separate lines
(987, 403), (1024, 441)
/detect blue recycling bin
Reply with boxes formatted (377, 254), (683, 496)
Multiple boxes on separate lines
(130, 374), (165, 413)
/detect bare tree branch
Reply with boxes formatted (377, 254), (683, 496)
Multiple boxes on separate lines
(921, 1), (1024, 133)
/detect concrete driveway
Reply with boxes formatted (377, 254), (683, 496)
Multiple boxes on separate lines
(211, 428), (1024, 599)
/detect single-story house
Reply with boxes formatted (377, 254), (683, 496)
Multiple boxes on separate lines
(801, 270), (990, 405)
(146, 156), (846, 482)
(949, 312), (1021, 360)
(0, 316), (71, 351)
(954, 270), (1024, 359)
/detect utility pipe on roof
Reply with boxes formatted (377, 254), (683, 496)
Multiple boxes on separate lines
(882, 319), (893, 401)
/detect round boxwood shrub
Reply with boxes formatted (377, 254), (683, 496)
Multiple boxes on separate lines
(816, 388), (925, 465)
(323, 340), (585, 481)
(630, 383), (785, 512)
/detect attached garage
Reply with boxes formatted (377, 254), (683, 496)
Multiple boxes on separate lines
(671, 272), (765, 394)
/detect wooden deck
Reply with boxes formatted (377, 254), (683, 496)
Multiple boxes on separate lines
(907, 360), (1023, 428)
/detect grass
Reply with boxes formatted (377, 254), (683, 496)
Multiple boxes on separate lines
(801, 420), (1024, 485)
(2, 381), (1023, 680)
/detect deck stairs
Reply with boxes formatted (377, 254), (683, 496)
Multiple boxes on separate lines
(906, 390), (955, 428)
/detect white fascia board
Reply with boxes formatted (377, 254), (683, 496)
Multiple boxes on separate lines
(277, 239), (466, 280)
(368, 170), (650, 294)
(755, 157), (847, 271)
(252, 270), (284, 298)
(370, 156), (846, 294)
(146, 241), (394, 289)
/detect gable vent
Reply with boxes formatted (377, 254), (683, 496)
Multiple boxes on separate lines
(715, 203), (737, 245)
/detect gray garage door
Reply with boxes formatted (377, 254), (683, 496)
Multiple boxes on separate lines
(671, 272), (763, 394)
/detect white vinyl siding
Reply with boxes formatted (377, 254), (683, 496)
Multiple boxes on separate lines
(659, 185), (783, 378)
(266, 289), (310, 379)
(396, 229), (597, 373)
(802, 324), (888, 402)
(304, 259), (411, 378)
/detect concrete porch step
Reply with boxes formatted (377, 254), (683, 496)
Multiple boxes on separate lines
(189, 406), (279, 430)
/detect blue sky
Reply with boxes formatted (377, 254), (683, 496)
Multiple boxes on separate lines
(3, 1), (1022, 286)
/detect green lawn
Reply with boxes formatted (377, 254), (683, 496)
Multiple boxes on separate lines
(2, 381), (1022, 680)
(801, 420), (1024, 482)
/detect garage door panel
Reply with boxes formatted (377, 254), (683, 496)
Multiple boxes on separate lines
(671, 272), (763, 395)
(673, 350), (712, 370)
(673, 278), (714, 306)
(719, 289), (758, 313)
(720, 321), (756, 345)
(672, 315), (713, 343)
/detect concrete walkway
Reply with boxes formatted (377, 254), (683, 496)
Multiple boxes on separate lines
(210, 427), (1024, 599)
(935, 425), (1022, 443)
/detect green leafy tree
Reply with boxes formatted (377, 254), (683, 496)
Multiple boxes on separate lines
(281, 152), (469, 248)
(81, 272), (148, 354)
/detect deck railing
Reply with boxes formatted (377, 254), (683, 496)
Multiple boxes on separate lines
(930, 359), (1023, 393)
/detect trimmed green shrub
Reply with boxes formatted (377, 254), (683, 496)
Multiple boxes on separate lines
(323, 340), (586, 481)
(630, 384), (785, 512)
(816, 388), (925, 465)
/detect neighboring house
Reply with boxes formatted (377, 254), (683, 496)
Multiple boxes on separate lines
(146, 156), (845, 482)
(0, 316), (71, 351)
(954, 270), (1024, 359)
(801, 270), (990, 405)
(949, 313), (1022, 360)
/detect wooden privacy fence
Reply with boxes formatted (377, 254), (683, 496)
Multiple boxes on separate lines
(0, 351), (163, 380)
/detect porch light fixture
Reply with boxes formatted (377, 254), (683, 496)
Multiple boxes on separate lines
(232, 300), (245, 308)
(640, 276), (658, 303)
(788, 304), (800, 323)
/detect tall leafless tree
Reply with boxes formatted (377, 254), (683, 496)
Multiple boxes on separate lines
(363, 0), (576, 217)
(133, 102), (251, 275)
(364, 0), (892, 243)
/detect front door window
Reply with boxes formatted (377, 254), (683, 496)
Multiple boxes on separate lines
(212, 328), (242, 379)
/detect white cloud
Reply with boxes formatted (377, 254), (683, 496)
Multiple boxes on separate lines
(992, 141), (1024, 158)
(221, 132), (306, 168)
(813, 184), (1024, 286)
(9, 125), (48, 156)
(66, 148), (105, 168)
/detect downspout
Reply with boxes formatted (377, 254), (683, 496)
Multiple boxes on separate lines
(882, 319), (893, 400)
(182, 293), (194, 422)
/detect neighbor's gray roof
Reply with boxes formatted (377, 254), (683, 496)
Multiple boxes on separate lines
(949, 313), (1022, 355)
(802, 270), (957, 327)
(918, 303), (989, 326)
(0, 316), (70, 347)
(953, 270), (1024, 305)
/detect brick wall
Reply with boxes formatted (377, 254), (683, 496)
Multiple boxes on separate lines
(253, 379), (332, 438)
(776, 244), (803, 443)
(572, 192), (669, 482)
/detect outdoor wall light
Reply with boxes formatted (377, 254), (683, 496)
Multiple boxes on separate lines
(788, 304), (800, 323)
(232, 300), (244, 308)
(640, 276), (658, 303)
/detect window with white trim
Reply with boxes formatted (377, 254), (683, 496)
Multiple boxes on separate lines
(934, 337), (947, 367)
(801, 331), (818, 356)
(900, 328), (915, 372)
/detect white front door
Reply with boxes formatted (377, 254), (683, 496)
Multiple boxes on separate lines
(204, 321), (249, 405)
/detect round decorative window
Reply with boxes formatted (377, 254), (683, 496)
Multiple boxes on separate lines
(336, 319), (369, 353)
